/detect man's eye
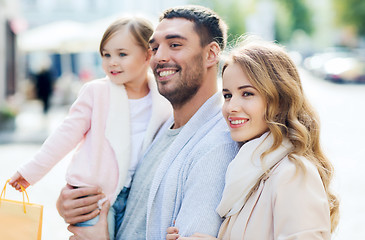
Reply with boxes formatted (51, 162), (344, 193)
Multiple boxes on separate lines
(170, 43), (181, 48)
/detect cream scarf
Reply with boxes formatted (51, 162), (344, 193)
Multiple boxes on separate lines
(216, 132), (293, 217)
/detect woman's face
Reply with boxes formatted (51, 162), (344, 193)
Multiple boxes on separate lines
(222, 63), (268, 142)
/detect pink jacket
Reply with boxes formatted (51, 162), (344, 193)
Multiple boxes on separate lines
(18, 75), (172, 204)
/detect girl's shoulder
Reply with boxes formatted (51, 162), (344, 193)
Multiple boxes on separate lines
(80, 77), (110, 91)
(84, 77), (109, 87)
(77, 77), (110, 98)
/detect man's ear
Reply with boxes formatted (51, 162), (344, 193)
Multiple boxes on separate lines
(146, 48), (152, 61)
(205, 42), (221, 68)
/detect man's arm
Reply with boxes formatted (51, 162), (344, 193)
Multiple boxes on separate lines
(56, 184), (104, 224)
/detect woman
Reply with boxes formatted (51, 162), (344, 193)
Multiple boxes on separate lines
(167, 36), (339, 239)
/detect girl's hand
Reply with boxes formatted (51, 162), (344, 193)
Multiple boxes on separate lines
(9, 172), (30, 192)
(166, 226), (180, 240)
(68, 200), (110, 240)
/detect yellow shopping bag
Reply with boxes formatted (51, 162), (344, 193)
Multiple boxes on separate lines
(0, 179), (43, 240)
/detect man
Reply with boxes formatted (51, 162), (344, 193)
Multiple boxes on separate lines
(59, 5), (238, 240)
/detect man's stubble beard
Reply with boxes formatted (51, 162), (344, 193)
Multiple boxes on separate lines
(157, 53), (204, 109)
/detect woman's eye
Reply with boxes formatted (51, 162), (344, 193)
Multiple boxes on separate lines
(119, 53), (127, 57)
(243, 92), (253, 97)
(103, 53), (110, 57)
(223, 93), (232, 99)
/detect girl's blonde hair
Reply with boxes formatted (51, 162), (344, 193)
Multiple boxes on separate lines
(222, 35), (339, 232)
(99, 16), (154, 55)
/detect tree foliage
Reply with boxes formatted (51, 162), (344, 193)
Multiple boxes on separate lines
(189, 0), (313, 43)
(189, 0), (249, 46)
(274, 0), (313, 42)
(333, 0), (365, 36)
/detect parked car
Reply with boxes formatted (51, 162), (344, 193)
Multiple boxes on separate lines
(304, 47), (365, 83)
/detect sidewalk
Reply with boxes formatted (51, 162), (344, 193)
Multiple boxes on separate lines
(0, 100), (72, 239)
(0, 100), (69, 144)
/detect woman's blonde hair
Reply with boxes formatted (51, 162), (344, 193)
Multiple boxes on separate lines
(222, 35), (339, 232)
(99, 16), (153, 55)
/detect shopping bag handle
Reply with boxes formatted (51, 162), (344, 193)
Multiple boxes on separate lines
(0, 179), (30, 213)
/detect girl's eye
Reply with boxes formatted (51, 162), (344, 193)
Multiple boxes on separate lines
(119, 53), (127, 57)
(223, 93), (232, 99)
(103, 53), (111, 57)
(243, 92), (254, 97)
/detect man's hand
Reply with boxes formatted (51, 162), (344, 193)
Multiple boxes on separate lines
(56, 184), (105, 225)
(68, 201), (111, 240)
(166, 226), (219, 240)
(176, 233), (219, 240)
(166, 226), (180, 240)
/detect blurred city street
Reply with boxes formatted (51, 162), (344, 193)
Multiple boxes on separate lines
(0, 101), (72, 239)
(299, 69), (365, 240)
(0, 68), (364, 239)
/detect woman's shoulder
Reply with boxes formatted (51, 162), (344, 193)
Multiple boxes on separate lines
(265, 156), (330, 228)
(268, 156), (322, 189)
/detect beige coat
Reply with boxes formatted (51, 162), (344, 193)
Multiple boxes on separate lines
(218, 156), (331, 240)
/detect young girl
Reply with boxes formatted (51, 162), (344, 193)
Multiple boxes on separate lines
(9, 16), (172, 240)
(166, 36), (339, 239)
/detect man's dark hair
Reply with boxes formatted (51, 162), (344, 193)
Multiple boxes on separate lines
(160, 5), (228, 50)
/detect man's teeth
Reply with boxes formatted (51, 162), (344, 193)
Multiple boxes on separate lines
(159, 70), (175, 77)
(231, 119), (247, 125)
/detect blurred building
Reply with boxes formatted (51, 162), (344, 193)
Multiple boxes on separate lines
(1, 0), (187, 106)
(20, 0), (188, 27)
(245, 0), (275, 41)
(0, 0), (23, 105)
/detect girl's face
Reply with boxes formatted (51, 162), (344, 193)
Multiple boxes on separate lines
(101, 28), (150, 86)
(222, 63), (268, 142)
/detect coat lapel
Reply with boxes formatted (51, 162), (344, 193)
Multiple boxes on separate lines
(146, 93), (223, 220)
(220, 161), (282, 240)
(105, 80), (131, 196)
(221, 181), (265, 240)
